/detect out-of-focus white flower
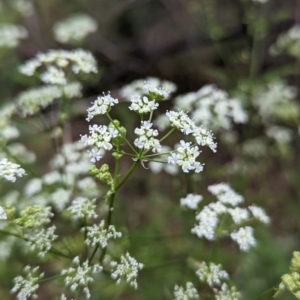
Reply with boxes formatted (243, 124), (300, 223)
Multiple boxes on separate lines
(12, 0), (34, 17)
(248, 205), (270, 224)
(120, 77), (177, 100)
(26, 226), (58, 257)
(213, 283), (241, 300)
(208, 183), (244, 206)
(170, 85), (247, 132)
(266, 126), (293, 144)
(0, 206), (7, 220)
(271, 25), (300, 57)
(195, 261), (229, 287)
(24, 178), (42, 197)
(111, 252), (144, 289)
(16, 83), (82, 117)
(228, 207), (250, 224)
(0, 158), (26, 182)
(67, 197), (97, 220)
(180, 194), (203, 210)
(174, 282), (199, 300)
(54, 14), (97, 44)
(230, 226), (256, 251)
(192, 207), (218, 240)
(50, 188), (71, 211)
(84, 220), (122, 248)
(0, 23), (27, 48)
(19, 49), (98, 85)
(11, 266), (44, 300)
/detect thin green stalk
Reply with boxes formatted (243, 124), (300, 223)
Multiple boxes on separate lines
(159, 128), (175, 143)
(115, 158), (140, 190)
(0, 229), (72, 259)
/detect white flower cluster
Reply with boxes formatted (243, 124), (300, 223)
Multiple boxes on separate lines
(67, 197), (97, 220)
(168, 140), (203, 173)
(0, 205), (7, 219)
(213, 283), (241, 300)
(129, 94), (159, 114)
(173, 282), (199, 300)
(62, 256), (102, 299)
(271, 25), (300, 57)
(0, 158), (26, 182)
(191, 183), (270, 251)
(0, 23), (27, 48)
(166, 110), (217, 152)
(86, 93), (118, 121)
(84, 220), (122, 248)
(266, 126), (293, 144)
(158, 85), (247, 132)
(134, 121), (161, 152)
(110, 252), (144, 289)
(12, 0), (34, 17)
(16, 82), (82, 117)
(80, 124), (119, 163)
(53, 14), (97, 44)
(180, 194), (203, 210)
(26, 226), (58, 257)
(19, 49), (98, 85)
(195, 261), (229, 287)
(120, 77), (177, 100)
(11, 266), (44, 300)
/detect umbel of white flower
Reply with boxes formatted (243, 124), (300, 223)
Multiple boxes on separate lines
(19, 49), (98, 85)
(0, 23), (28, 48)
(110, 252), (144, 289)
(53, 13), (98, 44)
(67, 197), (98, 220)
(0, 158), (26, 182)
(11, 266), (44, 300)
(61, 256), (103, 299)
(195, 261), (229, 287)
(190, 183), (270, 251)
(174, 282), (199, 300)
(84, 220), (122, 248)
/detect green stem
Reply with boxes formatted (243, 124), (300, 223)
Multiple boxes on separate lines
(115, 158), (139, 191)
(159, 128), (175, 143)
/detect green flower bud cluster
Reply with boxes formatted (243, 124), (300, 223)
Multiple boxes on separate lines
(278, 251), (300, 299)
(109, 120), (127, 147)
(89, 164), (113, 187)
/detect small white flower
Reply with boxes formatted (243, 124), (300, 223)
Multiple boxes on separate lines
(86, 93), (118, 121)
(228, 208), (250, 224)
(80, 124), (119, 152)
(41, 66), (67, 85)
(166, 110), (195, 135)
(110, 252), (144, 289)
(195, 261), (229, 287)
(129, 95), (159, 114)
(84, 220), (122, 248)
(180, 194), (203, 210)
(50, 188), (71, 211)
(88, 147), (104, 163)
(62, 257), (102, 299)
(67, 197), (97, 220)
(0, 158), (26, 182)
(230, 226), (256, 251)
(174, 282), (199, 300)
(134, 121), (161, 153)
(248, 205), (270, 224)
(11, 266), (44, 300)
(0, 23), (27, 48)
(24, 178), (42, 197)
(26, 226), (58, 257)
(192, 207), (218, 240)
(54, 14), (97, 44)
(168, 141), (203, 173)
(0, 206), (7, 220)
(208, 183), (244, 206)
(213, 283), (241, 300)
